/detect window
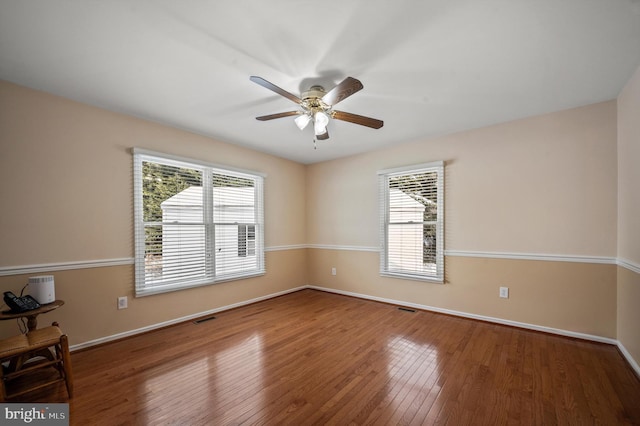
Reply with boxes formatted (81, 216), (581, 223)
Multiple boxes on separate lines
(378, 161), (444, 282)
(133, 149), (265, 296)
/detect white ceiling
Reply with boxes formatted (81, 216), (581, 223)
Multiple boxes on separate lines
(1, 0), (640, 164)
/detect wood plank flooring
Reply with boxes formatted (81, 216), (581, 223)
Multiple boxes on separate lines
(9, 289), (640, 425)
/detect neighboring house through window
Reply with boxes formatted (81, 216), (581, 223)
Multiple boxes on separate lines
(133, 149), (265, 296)
(238, 224), (256, 257)
(378, 161), (444, 282)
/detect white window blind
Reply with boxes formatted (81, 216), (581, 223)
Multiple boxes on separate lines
(133, 149), (265, 296)
(378, 161), (444, 282)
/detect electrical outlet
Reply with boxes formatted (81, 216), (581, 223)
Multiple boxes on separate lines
(499, 287), (509, 299)
(331, 267), (337, 276)
(118, 296), (128, 309)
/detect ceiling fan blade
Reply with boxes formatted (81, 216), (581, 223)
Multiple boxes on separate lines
(255, 111), (300, 121)
(322, 77), (364, 106)
(250, 76), (301, 104)
(332, 110), (384, 129)
(316, 130), (329, 140)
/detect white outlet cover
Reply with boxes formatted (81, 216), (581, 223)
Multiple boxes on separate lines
(499, 287), (509, 298)
(118, 296), (128, 309)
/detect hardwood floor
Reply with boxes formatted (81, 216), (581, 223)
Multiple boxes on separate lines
(10, 289), (640, 425)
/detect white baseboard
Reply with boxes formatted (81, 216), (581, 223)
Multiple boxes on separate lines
(308, 285), (640, 378)
(307, 285), (617, 345)
(68, 284), (640, 379)
(617, 341), (640, 378)
(69, 286), (307, 351)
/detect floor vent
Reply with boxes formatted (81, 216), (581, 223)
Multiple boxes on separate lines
(193, 315), (217, 324)
(397, 307), (416, 313)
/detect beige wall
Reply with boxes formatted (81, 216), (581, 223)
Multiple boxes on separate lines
(0, 81), (307, 264)
(0, 81), (307, 344)
(618, 65), (640, 262)
(307, 101), (619, 338)
(307, 101), (618, 255)
(309, 250), (617, 338)
(617, 64), (640, 366)
(617, 267), (640, 364)
(0, 250), (307, 346)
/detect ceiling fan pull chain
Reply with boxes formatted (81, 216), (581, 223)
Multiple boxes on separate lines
(313, 138), (317, 150)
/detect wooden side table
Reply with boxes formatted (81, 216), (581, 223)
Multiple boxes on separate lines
(0, 300), (65, 332)
(0, 300), (66, 371)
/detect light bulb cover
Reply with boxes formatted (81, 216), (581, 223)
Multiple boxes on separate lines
(314, 111), (329, 135)
(294, 114), (311, 130)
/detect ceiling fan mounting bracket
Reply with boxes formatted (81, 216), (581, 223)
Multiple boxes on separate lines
(302, 85), (326, 99)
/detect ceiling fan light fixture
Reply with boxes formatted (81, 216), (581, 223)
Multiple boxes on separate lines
(314, 111), (329, 135)
(294, 113), (311, 130)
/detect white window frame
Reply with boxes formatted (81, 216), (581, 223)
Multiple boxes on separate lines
(378, 161), (444, 283)
(133, 148), (265, 296)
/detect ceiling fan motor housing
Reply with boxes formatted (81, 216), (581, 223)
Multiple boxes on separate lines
(301, 85), (329, 113)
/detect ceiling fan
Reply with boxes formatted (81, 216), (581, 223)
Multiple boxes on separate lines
(250, 75), (383, 141)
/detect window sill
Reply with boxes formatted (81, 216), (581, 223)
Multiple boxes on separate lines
(380, 271), (444, 284)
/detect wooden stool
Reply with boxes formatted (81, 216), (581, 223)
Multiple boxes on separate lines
(0, 322), (73, 401)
